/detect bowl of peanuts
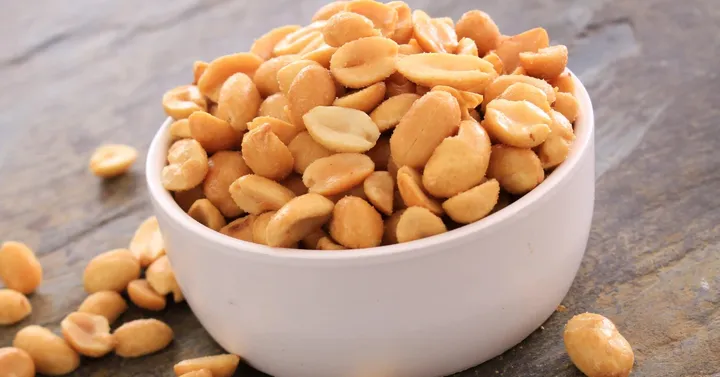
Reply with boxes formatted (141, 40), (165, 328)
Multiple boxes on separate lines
(148, 2), (594, 376)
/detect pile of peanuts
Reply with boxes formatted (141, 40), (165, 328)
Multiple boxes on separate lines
(159, 0), (581, 250)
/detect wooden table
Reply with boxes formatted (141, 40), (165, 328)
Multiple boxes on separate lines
(1, 0), (718, 375)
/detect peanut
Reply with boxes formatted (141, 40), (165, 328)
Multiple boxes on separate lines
(387, 1), (413, 44)
(247, 116), (299, 145)
(370, 93), (419, 132)
(499, 82), (552, 114)
(313, 1), (348, 21)
(318, 237), (346, 250)
(455, 10), (500, 56)
(114, 319), (174, 358)
(241, 124), (295, 180)
(192, 61), (208, 85)
(229, 174), (297, 214)
(482, 99), (552, 148)
(129, 216), (165, 267)
(412, 10), (458, 53)
(287, 131), (334, 174)
(215, 72), (262, 132)
(170, 119), (192, 140)
(442, 179), (500, 223)
(422, 129), (490, 198)
(483, 74), (556, 109)
(287, 64), (337, 128)
(162, 85), (207, 119)
(83, 249), (140, 293)
(301, 228), (330, 249)
(382, 210), (403, 245)
(385, 71), (416, 96)
(89, 144), (138, 178)
(162, 139), (209, 192)
(333, 82), (386, 112)
(395, 206), (447, 243)
(397, 39), (424, 55)
(483, 51), (504, 75)
(487, 145), (544, 194)
(251, 211), (276, 246)
(251, 25), (302, 60)
(253, 55), (299, 97)
(345, 0), (398, 37)
(180, 370), (212, 377)
(266, 193), (335, 247)
(396, 166), (443, 215)
(550, 70), (576, 94)
(0, 289), (31, 325)
(175, 185), (206, 212)
(0, 347), (34, 377)
(301, 43), (338, 68)
(188, 111), (237, 154)
(203, 151), (251, 218)
(329, 196), (383, 248)
(273, 22), (326, 56)
(431, 85), (483, 119)
(363, 171), (394, 215)
(197, 53), (263, 102)
(537, 110), (575, 169)
(330, 36), (399, 88)
(61, 312), (115, 357)
(564, 313), (634, 377)
(456, 37), (479, 56)
(146, 255), (183, 303)
(259, 93), (292, 122)
(519, 45), (568, 80)
(281, 174), (309, 196)
(77, 291), (127, 324)
(323, 12), (379, 47)
(188, 199), (227, 231)
(365, 135), (391, 170)
(303, 106), (380, 152)
(220, 215), (257, 243)
(277, 59), (322, 96)
(174, 354), (241, 377)
(495, 27), (549, 73)
(0, 241), (42, 294)
(397, 53), (497, 92)
(303, 153), (375, 195)
(553, 91), (579, 123)
(127, 279), (167, 311)
(13, 325), (80, 375)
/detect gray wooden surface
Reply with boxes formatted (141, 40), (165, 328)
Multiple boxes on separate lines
(1, 0), (719, 376)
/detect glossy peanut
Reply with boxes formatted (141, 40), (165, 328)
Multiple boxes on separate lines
(333, 82), (386, 112)
(146, 255), (183, 302)
(303, 153), (375, 195)
(266, 194), (335, 247)
(303, 106), (380, 152)
(83, 249), (140, 293)
(14, 325), (80, 375)
(253, 55), (299, 97)
(127, 279), (167, 311)
(251, 25), (302, 60)
(162, 139), (209, 192)
(442, 179), (500, 223)
(487, 145), (544, 195)
(61, 312), (115, 357)
(519, 45), (568, 80)
(220, 215), (257, 243)
(553, 91), (579, 123)
(129, 216), (165, 267)
(330, 36), (399, 88)
(89, 144), (138, 178)
(363, 171), (394, 215)
(203, 151), (250, 218)
(229, 174), (296, 214)
(188, 199), (227, 231)
(215, 72), (262, 132)
(259, 93), (292, 122)
(277, 59), (322, 96)
(197, 53), (263, 102)
(395, 206), (447, 243)
(370, 93), (419, 132)
(0, 241), (42, 294)
(482, 99), (552, 148)
(396, 53), (496, 92)
(564, 313), (634, 377)
(396, 166), (443, 215)
(174, 354), (241, 377)
(162, 85), (207, 119)
(0, 347), (35, 377)
(241, 124), (295, 180)
(114, 319), (174, 358)
(78, 291), (127, 324)
(329, 196), (383, 248)
(0, 289), (31, 325)
(287, 64), (337, 128)
(387, 1), (413, 44)
(422, 129), (490, 198)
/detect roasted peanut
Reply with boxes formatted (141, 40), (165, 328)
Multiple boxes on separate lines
(281, 174), (309, 196)
(329, 196), (383, 248)
(215, 72), (262, 132)
(127, 279), (166, 311)
(0, 289), (31, 325)
(495, 27), (549, 72)
(273, 22), (326, 56)
(78, 291), (127, 324)
(188, 111), (237, 154)
(483, 51), (504, 75)
(564, 313), (634, 377)
(229, 174), (296, 214)
(455, 10), (500, 56)
(363, 171), (394, 215)
(330, 36), (399, 88)
(397, 41), (424, 56)
(266, 193), (335, 247)
(247, 116), (299, 145)
(385, 71), (416, 96)
(83, 249), (140, 293)
(251, 25), (302, 60)
(365, 135), (391, 170)
(553, 91), (579, 123)
(456, 37), (479, 56)
(313, 1), (348, 21)
(220, 215), (257, 243)
(180, 369), (213, 377)
(146, 255), (183, 303)
(333, 82), (386, 112)
(537, 110), (575, 169)
(203, 151), (250, 218)
(0, 347), (35, 377)
(551, 70), (576, 94)
(499, 82), (552, 114)
(323, 12), (379, 47)
(389, 91), (461, 169)
(175, 185), (206, 212)
(287, 131), (334, 174)
(483, 74), (556, 109)
(412, 10), (458, 53)
(162, 85), (207, 119)
(251, 211), (276, 245)
(170, 119), (192, 140)
(431, 85), (483, 119)
(395, 206), (447, 243)
(303, 106), (380, 152)
(174, 354), (241, 377)
(188, 199), (227, 231)
(61, 312), (115, 357)
(303, 153), (375, 195)
(0, 241), (42, 294)
(345, 0), (398, 37)
(382, 210), (403, 244)
(442, 179), (500, 223)
(370, 93), (419, 132)
(396, 166), (443, 215)
(197, 53), (263, 102)
(162, 139), (209, 191)
(483, 99), (552, 148)
(386, 1), (412, 44)
(287, 64), (337, 128)
(241, 124), (294, 180)
(13, 325), (80, 375)
(301, 44), (338, 68)
(259, 93), (292, 122)
(519, 45), (568, 80)
(277, 59), (322, 96)
(129, 216), (165, 267)
(487, 145), (544, 194)
(114, 319), (174, 358)
(192, 61), (208, 85)
(89, 144), (138, 178)
(253, 55), (299, 97)
(325, 183), (367, 203)
(396, 53), (496, 92)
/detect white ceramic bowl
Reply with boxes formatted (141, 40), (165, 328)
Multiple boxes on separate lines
(147, 74), (594, 377)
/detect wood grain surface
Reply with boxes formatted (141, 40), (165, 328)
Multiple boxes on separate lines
(0, 0), (719, 376)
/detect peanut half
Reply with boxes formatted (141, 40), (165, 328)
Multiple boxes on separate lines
(333, 82), (387, 112)
(83, 249), (140, 293)
(188, 199), (227, 231)
(129, 216), (165, 267)
(77, 291), (127, 324)
(0, 241), (43, 294)
(146, 255), (183, 303)
(174, 354), (241, 377)
(215, 72), (262, 133)
(564, 313), (634, 377)
(0, 347), (35, 377)
(329, 196), (384, 248)
(395, 206), (447, 243)
(127, 279), (167, 311)
(396, 166), (443, 215)
(266, 193), (335, 247)
(89, 144), (138, 178)
(487, 145), (545, 195)
(114, 319), (174, 358)
(363, 171), (394, 215)
(241, 124), (295, 180)
(13, 325), (80, 375)
(303, 106), (380, 153)
(537, 110), (576, 169)
(251, 25), (302, 60)
(482, 99), (552, 148)
(330, 36), (399, 88)
(197, 53), (263, 102)
(188, 111), (238, 154)
(0, 289), (32, 325)
(229, 174), (297, 214)
(220, 215), (257, 243)
(370, 93), (420, 132)
(287, 64), (337, 128)
(61, 312), (115, 357)
(203, 151), (251, 218)
(442, 179), (500, 224)
(162, 85), (207, 119)
(303, 153), (375, 195)
(396, 53), (497, 92)
(162, 139), (209, 192)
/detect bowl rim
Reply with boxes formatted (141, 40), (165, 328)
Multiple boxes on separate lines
(146, 70), (594, 261)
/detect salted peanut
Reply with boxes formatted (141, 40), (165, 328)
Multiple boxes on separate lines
(277, 60), (323, 95)
(253, 55), (298, 97)
(564, 313), (634, 377)
(179, 369), (213, 377)
(197, 53), (262, 101)
(487, 145), (544, 195)
(329, 196), (383, 248)
(519, 45), (568, 80)
(396, 53), (497, 92)
(83, 249), (140, 293)
(412, 10), (458, 53)
(174, 354), (241, 377)
(0, 289), (31, 325)
(389, 91), (461, 169)
(170, 119), (192, 140)
(127, 279), (166, 311)
(363, 171), (394, 215)
(365, 135), (391, 170)
(61, 312), (115, 357)
(325, 183), (368, 203)
(203, 151), (251, 218)
(395, 206), (447, 243)
(129, 216), (165, 267)
(382, 210), (403, 244)
(162, 139), (209, 191)
(386, 1), (412, 44)
(303, 106), (380, 153)
(215, 73), (262, 133)
(442, 179), (500, 223)
(455, 10), (500, 56)
(89, 144), (138, 178)
(78, 291), (127, 324)
(251, 211), (275, 246)
(298, 32), (327, 56)
(247, 117), (298, 145)
(229, 174), (296, 215)
(192, 61), (208, 85)
(303, 153), (375, 195)
(280, 174), (309, 196)
(220, 215), (256, 243)
(13, 325), (80, 375)
(483, 99), (551, 148)
(396, 166), (443, 215)
(330, 36), (399, 88)
(259, 93), (292, 122)
(422, 136), (489, 198)
(273, 22), (327, 56)
(0, 241), (42, 294)
(550, 70), (575, 93)
(370, 93), (419, 132)
(431, 85), (483, 119)
(287, 131), (334, 174)
(188, 111), (237, 154)
(537, 110), (576, 169)
(345, 0), (398, 37)
(301, 44), (337, 68)
(0, 347), (35, 377)
(333, 82), (386, 112)
(287, 65), (337, 128)
(162, 85), (207, 119)
(251, 25), (302, 60)
(483, 74), (556, 109)
(499, 82), (552, 114)
(385, 71), (416, 96)
(242, 124), (295, 180)
(457, 119), (492, 152)
(146, 255), (183, 302)
(495, 27), (549, 73)
(188, 199), (227, 231)
(266, 194), (335, 247)
(553, 91), (579, 123)
(323, 12), (379, 47)
(398, 42), (423, 56)
(114, 319), (173, 358)
(456, 37), (479, 56)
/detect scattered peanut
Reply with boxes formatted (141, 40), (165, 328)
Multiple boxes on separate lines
(303, 106), (380, 152)
(395, 206), (447, 243)
(114, 319), (174, 358)
(129, 216), (165, 267)
(564, 313), (634, 377)
(174, 354), (241, 377)
(442, 179), (500, 223)
(162, 139), (209, 192)
(89, 144), (138, 178)
(487, 145), (545, 194)
(0, 241), (43, 294)
(127, 279), (167, 311)
(0, 347), (35, 377)
(146, 255), (183, 303)
(229, 174), (296, 214)
(0, 289), (31, 325)
(266, 194), (335, 247)
(303, 153), (375, 195)
(13, 325), (80, 375)
(77, 291), (127, 324)
(329, 196), (383, 248)
(61, 312), (115, 357)
(83, 249), (140, 293)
